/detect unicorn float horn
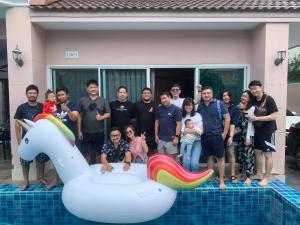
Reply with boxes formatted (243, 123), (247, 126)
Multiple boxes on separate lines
(17, 114), (89, 184)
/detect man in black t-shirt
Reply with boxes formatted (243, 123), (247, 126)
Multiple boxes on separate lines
(248, 80), (278, 187)
(14, 84), (49, 191)
(134, 87), (157, 155)
(109, 86), (135, 136)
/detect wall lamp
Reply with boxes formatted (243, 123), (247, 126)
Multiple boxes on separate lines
(274, 50), (287, 66)
(12, 45), (24, 67)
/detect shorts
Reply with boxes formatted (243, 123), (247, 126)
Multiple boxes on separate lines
(254, 131), (276, 152)
(20, 153), (50, 167)
(81, 132), (105, 156)
(157, 139), (178, 155)
(202, 135), (225, 158)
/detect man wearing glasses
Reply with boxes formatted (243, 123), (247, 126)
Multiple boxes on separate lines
(78, 79), (111, 165)
(170, 84), (185, 108)
(100, 127), (131, 173)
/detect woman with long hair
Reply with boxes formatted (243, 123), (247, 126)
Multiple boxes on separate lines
(125, 125), (149, 163)
(237, 90), (255, 184)
(220, 90), (240, 183)
(181, 98), (203, 172)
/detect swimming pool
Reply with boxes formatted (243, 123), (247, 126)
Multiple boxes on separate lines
(0, 180), (299, 225)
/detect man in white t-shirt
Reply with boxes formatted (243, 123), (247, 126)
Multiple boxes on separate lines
(170, 84), (185, 108)
(171, 84), (202, 109)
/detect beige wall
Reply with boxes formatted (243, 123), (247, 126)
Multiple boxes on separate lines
(6, 7), (47, 180)
(287, 84), (300, 114)
(46, 30), (251, 65)
(264, 23), (289, 174)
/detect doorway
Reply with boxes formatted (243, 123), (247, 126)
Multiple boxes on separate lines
(151, 68), (195, 104)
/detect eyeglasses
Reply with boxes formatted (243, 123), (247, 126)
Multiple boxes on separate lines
(126, 130), (133, 134)
(110, 134), (121, 138)
(171, 88), (180, 92)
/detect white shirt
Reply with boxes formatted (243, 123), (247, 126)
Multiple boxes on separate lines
(181, 112), (203, 140)
(245, 106), (255, 140)
(172, 98), (185, 108)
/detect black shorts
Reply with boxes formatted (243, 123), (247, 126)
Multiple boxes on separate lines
(254, 131), (276, 152)
(202, 134), (225, 158)
(20, 153), (50, 167)
(81, 132), (105, 156)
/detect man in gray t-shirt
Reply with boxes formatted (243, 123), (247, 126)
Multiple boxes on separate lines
(78, 79), (111, 164)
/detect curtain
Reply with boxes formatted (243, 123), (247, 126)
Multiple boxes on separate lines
(199, 68), (244, 103)
(102, 69), (147, 102)
(53, 69), (98, 104)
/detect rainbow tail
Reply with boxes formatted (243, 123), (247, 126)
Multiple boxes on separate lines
(147, 154), (213, 190)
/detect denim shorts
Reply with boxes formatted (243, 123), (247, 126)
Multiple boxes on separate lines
(20, 153), (50, 167)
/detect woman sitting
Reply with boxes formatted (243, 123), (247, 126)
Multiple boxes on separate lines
(125, 125), (149, 163)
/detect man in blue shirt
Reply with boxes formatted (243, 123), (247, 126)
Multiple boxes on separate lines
(197, 86), (230, 189)
(155, 91), (182, 158)
(14, 84), (49, 191)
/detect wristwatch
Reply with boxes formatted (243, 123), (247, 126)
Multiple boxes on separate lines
(175, 135), (179, 138)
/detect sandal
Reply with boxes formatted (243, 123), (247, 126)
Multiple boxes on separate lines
(231, 175), (238, 183)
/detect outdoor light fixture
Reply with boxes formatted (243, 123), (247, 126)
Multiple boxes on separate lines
(12, 45), (23, 67)
(274, 50), (287, 66)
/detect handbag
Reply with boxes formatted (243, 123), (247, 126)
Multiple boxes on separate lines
(253, 95), (268, 127)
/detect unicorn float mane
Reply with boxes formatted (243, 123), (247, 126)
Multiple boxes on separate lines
(33, 113), (75, 146)
(147, 154), (214, 190)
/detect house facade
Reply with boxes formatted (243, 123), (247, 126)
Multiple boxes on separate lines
(3, 0), (300, 180)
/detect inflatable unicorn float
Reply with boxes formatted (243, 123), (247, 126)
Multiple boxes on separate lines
(17, 114), (213, 224)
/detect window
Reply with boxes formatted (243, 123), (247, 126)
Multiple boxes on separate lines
(288, 46), (300, 84)
(52, 69), (98, 104)
(199, 68), (245, 102)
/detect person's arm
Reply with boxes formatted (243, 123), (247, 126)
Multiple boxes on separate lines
(67, 110), (79, 121)
(222, 114), (230, 140)
(193, 84), (202, 104)
(227, 124), (235, 145)
(95, 100), (111, 121)
(15, 120), (22, 145)
(123, 151), (132, 171)
(155, 120), (160, 144)
(173, 120), (182, 145)
(100, 153), (113, 173)
(249, 112), (277, 122)
(96, 112), (111, 121)
(77, 114), (83, 140)
(140, 133), (149, 154)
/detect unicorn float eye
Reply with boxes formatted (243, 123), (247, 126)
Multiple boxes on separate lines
(25, 138), (29, 144)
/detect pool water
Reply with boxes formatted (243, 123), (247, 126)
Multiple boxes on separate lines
(0, 180), (299, 225)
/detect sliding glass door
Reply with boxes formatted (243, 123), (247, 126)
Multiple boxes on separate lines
(52, 69), (98, 104)
(198, 68), (245, 102)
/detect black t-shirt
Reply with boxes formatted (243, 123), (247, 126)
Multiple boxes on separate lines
(109, 100), (135, 132)
(14, 102), (43, 137)
(134, 101), (156, 139)
(252, 94), (278, 133)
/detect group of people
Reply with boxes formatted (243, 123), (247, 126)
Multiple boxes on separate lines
(14, 79), (278, 190)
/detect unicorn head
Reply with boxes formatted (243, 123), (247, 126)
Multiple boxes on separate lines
(17, 114), (89, 183)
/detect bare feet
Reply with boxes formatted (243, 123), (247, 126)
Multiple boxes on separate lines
(19, 181), (29, 191)
(219, 182), (227, 190)
(45, 179), (60, 190)
(244, 178), (252, 185)
(38, 178), (48, 185)
(258, 178), (269, 187)
(253, 174), (263, 180)
(231, 175), (238, 183)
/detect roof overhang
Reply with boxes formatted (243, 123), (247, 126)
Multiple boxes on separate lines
(30, 11), (300, 30)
